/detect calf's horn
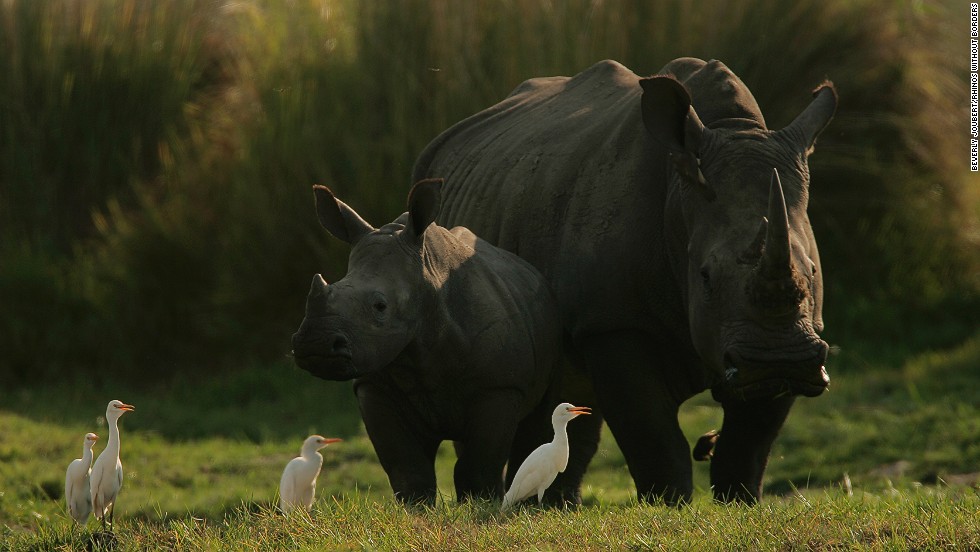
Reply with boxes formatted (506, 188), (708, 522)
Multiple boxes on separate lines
(305, 274), (330, 317)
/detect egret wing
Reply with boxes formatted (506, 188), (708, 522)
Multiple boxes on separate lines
(279, 458), (299, 510)
(65, 462), (79, 518)
(65, 460), (78, 501)
(503, 444), (554, 508)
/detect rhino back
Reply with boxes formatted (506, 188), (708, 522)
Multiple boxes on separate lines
(424, 226), (560, 397)
(414, 60), (681, 338)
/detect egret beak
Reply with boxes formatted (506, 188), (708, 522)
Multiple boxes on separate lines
(568, 406), (592, 415)
(322, 438), (343, 444)
(119, 403), (136, 412)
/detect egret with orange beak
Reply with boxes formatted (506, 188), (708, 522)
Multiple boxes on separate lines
(501, 403), (592, 510)
(279, 435), (342, 513)
(90, 400), (134, 532)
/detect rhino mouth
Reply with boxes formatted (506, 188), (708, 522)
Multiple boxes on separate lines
(721, 365), (830, 400)
(717, 345), (830, 401)
(292, 351), (357, 381)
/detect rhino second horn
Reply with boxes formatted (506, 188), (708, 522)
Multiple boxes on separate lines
(738, 217), (768, 265)
(759, 168), (792, 278)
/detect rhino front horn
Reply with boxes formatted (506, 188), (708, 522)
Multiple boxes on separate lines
(759, 168), (792, 278)
(305, 274), (330, 316)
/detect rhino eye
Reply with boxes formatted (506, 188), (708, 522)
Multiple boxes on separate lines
(700, 267), (711, 285)
(369, 292), (388, 317)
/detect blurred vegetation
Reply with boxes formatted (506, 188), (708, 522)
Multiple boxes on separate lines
(0, 0), (977, 386)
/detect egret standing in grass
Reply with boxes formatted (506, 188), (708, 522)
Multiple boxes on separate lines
(90, 400), (134, 532)
(279, 435), (342, 513)
(65, 432), (99, 525)
(501, 403), (591, 511)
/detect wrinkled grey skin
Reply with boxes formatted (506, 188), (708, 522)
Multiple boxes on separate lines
(412, 58), (837, 505)
(291, 179), (561, 504)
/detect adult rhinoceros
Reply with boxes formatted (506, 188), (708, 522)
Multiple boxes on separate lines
(412, 57), (837, 505)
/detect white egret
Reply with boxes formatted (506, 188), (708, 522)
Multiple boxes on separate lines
(501, 402), (591, 511)
(279, 435), (342, 513)
(65, 432), (99, 525)
(90, 399), (135, 531)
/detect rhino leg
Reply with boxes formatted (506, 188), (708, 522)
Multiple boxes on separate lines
(355, 382), (440, 505)
(710, 395), (796, 504)
(578, 330), (695, 506)
(452, 394), (523, 501)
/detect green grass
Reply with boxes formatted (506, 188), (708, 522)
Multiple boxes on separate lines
(4, 489), (979, 550)
(2, 334), (979, 549)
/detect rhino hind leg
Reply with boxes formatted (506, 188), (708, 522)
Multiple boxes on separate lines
(710, 395), (795, 504)
(453, 393), (525, 501)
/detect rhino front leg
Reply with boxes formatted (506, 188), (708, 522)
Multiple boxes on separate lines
(355, 382), (440, 505)
(710, 395), (796, 504)
(578, 330), (694, 506)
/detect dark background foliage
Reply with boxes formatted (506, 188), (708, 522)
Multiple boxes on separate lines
(0, 0), (976, 386)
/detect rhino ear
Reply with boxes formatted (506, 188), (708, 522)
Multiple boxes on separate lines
(640, 76), (713, 200)
(313, 185), (375, 245)
(405, 178), (443, 242)
(780, 82), (837, 156)
(640, 76), (705, 156)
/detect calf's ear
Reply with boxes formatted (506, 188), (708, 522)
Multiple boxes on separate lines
(313, 185), (375, 245)
(405, 178), (443, 242)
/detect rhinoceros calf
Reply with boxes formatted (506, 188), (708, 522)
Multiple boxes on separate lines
(291, 179), (561, 504)
(413, 58), (837, 505)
